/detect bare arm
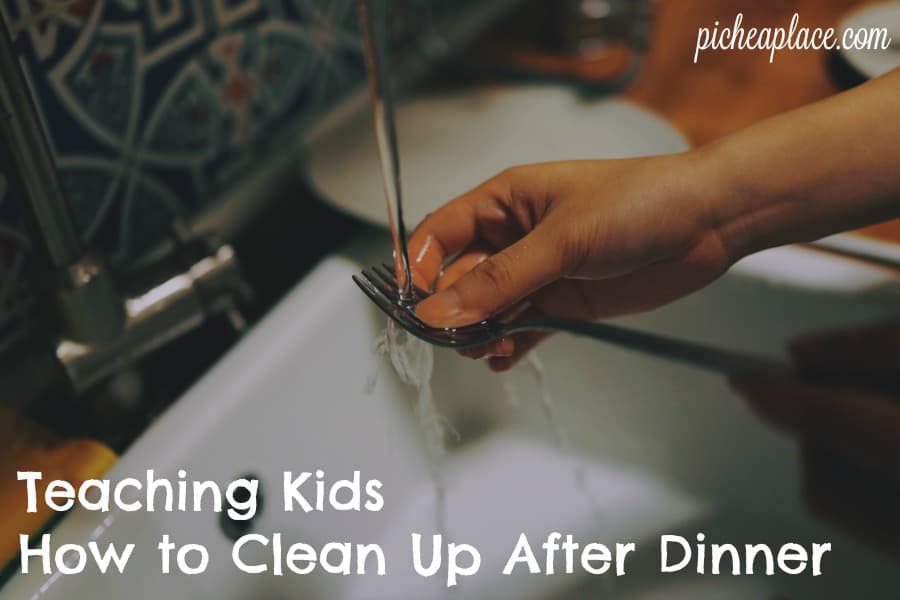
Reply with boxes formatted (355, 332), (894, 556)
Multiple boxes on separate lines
(706, 68), (900, 260)
(408, 70), (900, 369)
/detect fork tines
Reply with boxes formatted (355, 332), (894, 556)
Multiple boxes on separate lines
(353, 272), (393, 311)
(364, 266), (402, 303)
(354, 269), (430, 333)
(376, 263), (431, 300)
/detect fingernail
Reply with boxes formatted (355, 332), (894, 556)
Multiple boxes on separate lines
(416, 289), (482, 328)
(416, 289), (463, 327)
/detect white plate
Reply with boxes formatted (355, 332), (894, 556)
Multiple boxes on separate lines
(306, 85), (688, 228)
(839, 1), (900, 79)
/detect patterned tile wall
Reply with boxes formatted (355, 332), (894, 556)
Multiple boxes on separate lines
(0, 0), (486, 339)
(1, 0), (364, 270)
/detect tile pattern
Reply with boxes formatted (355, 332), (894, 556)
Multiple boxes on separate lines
(1, 0), (364, 266)
(0, 0), (369, 337)
(0, 0), (487, 347)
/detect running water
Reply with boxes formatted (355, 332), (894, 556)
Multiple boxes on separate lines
(357, 0), (414, 303)
(510, 354), (599, 513)
(358, 7), (597, 590)
(374, 321), (447, 536)
(508, 354), (616, 591)
(358, 0), (446, 539)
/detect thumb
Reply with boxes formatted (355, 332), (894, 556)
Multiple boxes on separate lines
(415, 230), (564, 328)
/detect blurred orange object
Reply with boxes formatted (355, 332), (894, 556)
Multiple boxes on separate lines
(478, 0), (900, 244)
(624, 0), (900, 244)
(0, 402), (117, 569)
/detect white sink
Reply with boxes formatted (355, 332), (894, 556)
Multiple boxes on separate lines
(5, 234), (899, 599)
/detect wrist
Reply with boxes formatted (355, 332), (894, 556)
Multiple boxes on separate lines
(685, 139), (763, 266)
(668, 146), (745, 268)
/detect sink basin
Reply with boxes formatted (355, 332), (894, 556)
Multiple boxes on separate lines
(4, 234), (899, 599)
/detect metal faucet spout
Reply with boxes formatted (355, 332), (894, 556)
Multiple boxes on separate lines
(0, 17), (83, 269)
(0, 15), (250, 402)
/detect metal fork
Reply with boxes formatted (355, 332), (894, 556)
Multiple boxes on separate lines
(353, 264), (793, 377)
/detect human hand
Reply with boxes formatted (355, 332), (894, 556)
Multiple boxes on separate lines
(408, 155), (732, 371)
(731, 319), (900, 556)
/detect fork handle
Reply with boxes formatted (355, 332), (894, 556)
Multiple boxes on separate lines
(520, 318), (794, 378)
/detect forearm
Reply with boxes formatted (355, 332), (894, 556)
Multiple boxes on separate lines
(699, 68), (900, 262)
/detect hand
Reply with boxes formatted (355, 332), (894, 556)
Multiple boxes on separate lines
(406, 69), (900, 372)
(731, 319), (900, 556)
(408, 155), (731, 371)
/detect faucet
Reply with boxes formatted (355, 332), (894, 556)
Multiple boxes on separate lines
(0, 19), (250, 399)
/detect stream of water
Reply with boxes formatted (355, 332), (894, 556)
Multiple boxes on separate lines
(374, 321), (446, 535)
(358, 0), (447, 544)
(357, 6), (598, 594)
(357, 0), (415, 303)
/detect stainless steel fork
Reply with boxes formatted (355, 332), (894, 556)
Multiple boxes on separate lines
(354, 264), (793, 377)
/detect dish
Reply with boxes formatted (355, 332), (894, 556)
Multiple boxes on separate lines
(306, 85), (688, 229)
(838, 1), (900, 80)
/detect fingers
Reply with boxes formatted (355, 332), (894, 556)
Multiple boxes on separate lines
(407, 175), (519, 292)
(802, 444), (900, 556)
(456, 306), (553, 371)
(435, 246), (491, 292)
(439, 248), (517, 362)
(458, 337), (516, 360)
(436, 246), (552, 370)
(444, 252), (704, 371)
(790, 319), (900, 385)
(415, 226), (565, 328)
(545, 238), (729, 321)
(487, 330), (552, 373)
(458, 330), (552, 371)
(730, 377), (900, 474)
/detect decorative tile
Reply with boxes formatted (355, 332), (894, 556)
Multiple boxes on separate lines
(0, 0), (368, 333)
(0, 0), (490, 339)
(0, 0), (364, 267)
